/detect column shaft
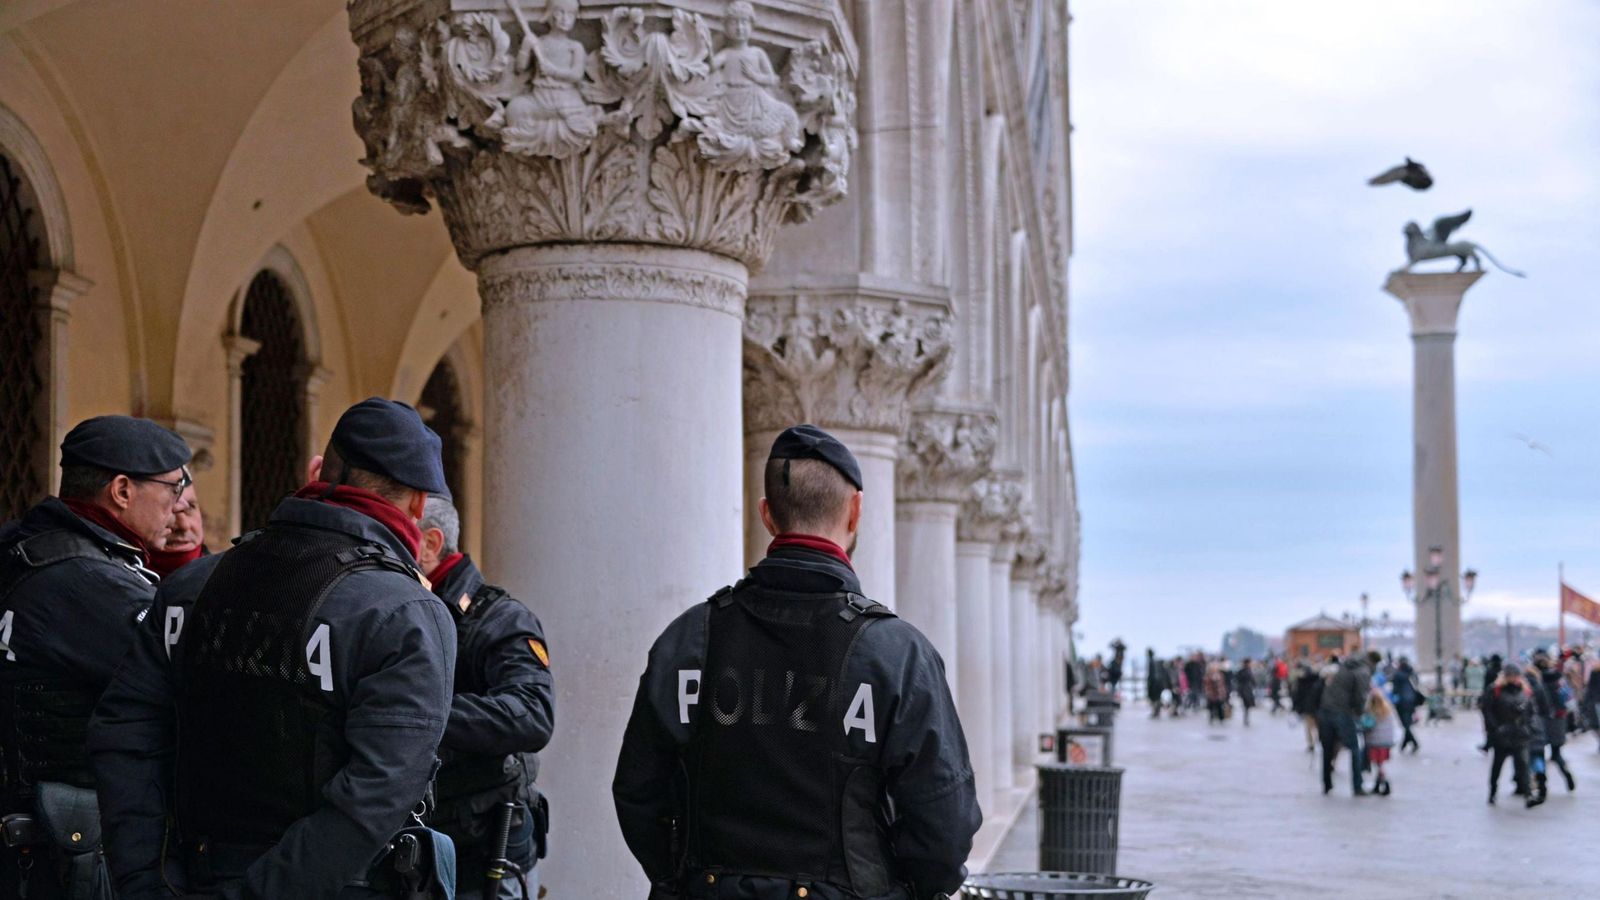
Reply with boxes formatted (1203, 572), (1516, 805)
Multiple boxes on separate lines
(955, 540), (994, 806)
(896, 501), (960, 689)
(988, 553), (1014, 794)
(1412, 332), (1461, 672)
(1009, 578), (1036, 767)
(479, 245), (747, 897)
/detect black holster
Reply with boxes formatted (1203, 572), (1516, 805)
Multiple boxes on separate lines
(21, 781), (114, 900)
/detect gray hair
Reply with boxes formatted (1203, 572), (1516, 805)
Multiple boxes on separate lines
(420, 495), (461, 555)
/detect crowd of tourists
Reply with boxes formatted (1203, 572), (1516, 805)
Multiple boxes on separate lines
(1116, 642), (1600, 806)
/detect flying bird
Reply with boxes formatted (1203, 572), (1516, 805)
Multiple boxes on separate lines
(1368, 157), (1433, 190)
(1509, 433), (1554, 456)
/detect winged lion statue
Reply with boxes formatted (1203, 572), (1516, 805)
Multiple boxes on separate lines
(1402, 209), (1524, 277)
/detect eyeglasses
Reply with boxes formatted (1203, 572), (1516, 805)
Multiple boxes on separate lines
(132, 468), (193, 500)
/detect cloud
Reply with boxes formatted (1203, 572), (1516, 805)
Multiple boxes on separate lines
(1066, 0), (1600, 657)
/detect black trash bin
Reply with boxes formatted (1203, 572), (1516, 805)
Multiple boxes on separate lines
(963, 872), (1153, 899)
(1036, 764), (1122, 875)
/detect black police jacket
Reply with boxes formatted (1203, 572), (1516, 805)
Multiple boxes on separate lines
(0, 498), (158, 803)
(428, 555), (554, 842)
(87, 496), (457, 900)
(613, 547), (981, 900)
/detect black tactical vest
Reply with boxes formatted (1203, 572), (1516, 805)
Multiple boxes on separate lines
(684, 583), (898, 895)
(174, 524), (414, 847)
(0, 530), (127, 808)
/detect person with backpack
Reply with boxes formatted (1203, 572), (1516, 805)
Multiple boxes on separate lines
(1531, 652), (1576, 797)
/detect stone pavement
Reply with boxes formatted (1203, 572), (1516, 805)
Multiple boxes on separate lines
(985, 700), (1600, 898)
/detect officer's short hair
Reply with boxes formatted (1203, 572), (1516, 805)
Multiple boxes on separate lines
(419, 495), (460, 555)
(764, 457), (855, 534)
(319, 445), (414, 504)
(57, 465), (115, 500)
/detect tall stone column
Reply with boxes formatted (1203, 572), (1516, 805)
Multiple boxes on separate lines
(895, 410), (996, 689)
(953, 473), (1017, 809)
(988, 497), (1023, 795)
(743, 292), (951, 604)
(1037, 564), (1070, 729)
(347, 5), (856, 895)
(1009, 534), (1046, 768)
(1384, 271), (1483, 676)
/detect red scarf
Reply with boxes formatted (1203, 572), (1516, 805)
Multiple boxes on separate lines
(767, 533), (853, 569)
(62, 498), (151, 560)
(427, 552), (466, 587)
(293, 482), (422, 561)
(147, 544), (203, 578)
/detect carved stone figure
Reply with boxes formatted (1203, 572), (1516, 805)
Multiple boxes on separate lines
(898, 410), (999, 503)
(692, 1), (803, 170)
(501, 0), (602, 158)
(440, 12), (517, 133)
(1402, 209), (1524, 277)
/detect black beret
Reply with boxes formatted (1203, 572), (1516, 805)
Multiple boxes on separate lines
(768, 424), (863, 491)
(60, 415), (192, 475)
(330, 397), (448, 496)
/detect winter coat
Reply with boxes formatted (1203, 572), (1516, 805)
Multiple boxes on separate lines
(1321, 657), (1372, 717)
(1484, 681), (1535, 750)
(1364, 705), (1401, 749)
(1203, 670), (1228, 703)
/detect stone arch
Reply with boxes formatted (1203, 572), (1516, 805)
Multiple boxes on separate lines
(224, 246), (328, 535)
(0, 102), (87, 507)
(0, 103), (72, 271)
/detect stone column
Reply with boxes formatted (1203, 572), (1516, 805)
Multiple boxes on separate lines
(743, 292), (951, 605)
(987, 497), (1022, 795)
(1384, 271), (1483, 676)
(1036, 564), (1070, 728)
(1009, 534), (1046, 767)
(347, 5), (856, 895)
(953, 474), (1016, 809)
(221, 333), (262, 540)
(895, 410), (996, 689)
(29, 269), (90, 497)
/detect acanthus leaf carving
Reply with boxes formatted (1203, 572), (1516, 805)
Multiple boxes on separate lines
(958, 472), (1023, 544)
(349, 1), (858, 270)
(897, 409), (998, 504)
(743, 294), (953, 436)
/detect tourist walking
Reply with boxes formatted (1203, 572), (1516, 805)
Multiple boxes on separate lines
(1203, 662), (1229, 724)
(1531, 653), (1576, 794)
(1268, 655), (1288, 714)
(1318, 654), (1370, 796)
(1484, 664), (1539, 807)
(1146, 648), (1169, 718)
(1184, 653), (1206, 711)
(1391, 657), (1422, 753)
(1362, 688), (1400, 796)
(1290, 662), (1321, 752)
(1235, 658), (1258, 726)
(1585, 656), (1600, 749)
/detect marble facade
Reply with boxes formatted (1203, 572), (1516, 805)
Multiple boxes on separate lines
(1, 0), (1077, 890)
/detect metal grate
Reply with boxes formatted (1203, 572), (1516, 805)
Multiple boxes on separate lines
(238, 270), (306, 532)
(0, 154), (45, 523)
(419, 357), (466, 539)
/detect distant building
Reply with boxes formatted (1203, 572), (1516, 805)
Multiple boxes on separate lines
(1221, 626), (1269, 661)
(1285, 614), (1361, 661)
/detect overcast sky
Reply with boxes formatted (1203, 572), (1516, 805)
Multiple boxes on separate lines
(1067, 1), (1600, 658)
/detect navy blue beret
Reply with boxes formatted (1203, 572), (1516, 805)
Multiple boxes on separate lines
(60, 415), (192, 475)
(330, 397), (448, 496)
(768, 424), (863, 491)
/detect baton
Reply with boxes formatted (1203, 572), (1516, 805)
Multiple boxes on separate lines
(486, 801), (517, 883)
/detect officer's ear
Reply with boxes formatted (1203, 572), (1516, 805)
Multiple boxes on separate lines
(404, 488), (427, 521)
(105, 474), (137, 512)
(306, 454), (324, 483)
(845, 490), (862, 535)
(758, 497), (779, 537)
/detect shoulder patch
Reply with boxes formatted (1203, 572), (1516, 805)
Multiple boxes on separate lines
(528, 638), (550, 667)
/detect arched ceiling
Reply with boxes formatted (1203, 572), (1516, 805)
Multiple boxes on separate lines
(14, 0), (354, 408)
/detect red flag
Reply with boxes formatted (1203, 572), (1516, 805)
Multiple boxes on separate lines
(1560, 582), (1600, 627)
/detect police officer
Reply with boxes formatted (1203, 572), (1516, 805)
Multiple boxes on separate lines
(416, 495), (553, 900)
(613, 424), (982, 900)
(1, 415), (192, 900)
(89, 398), (458, 899)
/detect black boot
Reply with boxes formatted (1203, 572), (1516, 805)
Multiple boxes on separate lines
(1561, 765), (1575, 792)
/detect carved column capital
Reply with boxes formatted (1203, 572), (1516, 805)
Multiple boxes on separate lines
(1011, 531), (1048, 583)
(348, 1), (857, 271)
(896, 408), (997, 504)
(957, 470), (1022, 544)
(743, 286), (952, 436)
(222, 334), (263, 376)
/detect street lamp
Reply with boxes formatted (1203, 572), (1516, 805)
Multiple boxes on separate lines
(1400, 546), (1478, 692)
(1359, 592), (1370, 649)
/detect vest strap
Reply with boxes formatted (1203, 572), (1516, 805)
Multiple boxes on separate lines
(9, 530), (111, 569)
